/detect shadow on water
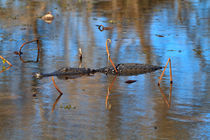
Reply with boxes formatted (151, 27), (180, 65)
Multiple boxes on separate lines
(0, 0), (209, 139)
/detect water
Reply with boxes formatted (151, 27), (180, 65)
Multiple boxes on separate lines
(0, 0), (209, 139)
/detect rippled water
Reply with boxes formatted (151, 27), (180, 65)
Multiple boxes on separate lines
(0, 0), (209, 139)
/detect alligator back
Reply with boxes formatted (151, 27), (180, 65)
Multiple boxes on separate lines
(97, 63), (162, 75)
(34, 67), (96, 79)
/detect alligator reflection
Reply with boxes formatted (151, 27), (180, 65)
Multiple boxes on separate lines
(158, 84), (173, 108)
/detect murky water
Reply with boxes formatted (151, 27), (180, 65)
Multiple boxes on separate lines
(0, 0), (209, 139)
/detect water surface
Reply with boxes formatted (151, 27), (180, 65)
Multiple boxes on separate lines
(0, 0), (209, 139)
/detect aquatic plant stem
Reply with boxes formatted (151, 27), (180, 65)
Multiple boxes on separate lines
(0, 56), (12, 66)
(19, 39), (39, 55)
(106, 39), (118, 73)
(169, 59), (173, 84)
(158, 58), (173, 85)
(51, 76), (63, 95)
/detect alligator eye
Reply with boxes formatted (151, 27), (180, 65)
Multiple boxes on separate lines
(35, 73), (41, 78)
(64, 68), (68, 72)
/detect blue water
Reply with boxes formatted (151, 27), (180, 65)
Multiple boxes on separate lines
(0, 0), (209, 139)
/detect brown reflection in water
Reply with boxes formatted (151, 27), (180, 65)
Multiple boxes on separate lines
(159, 84), (172, 108)
(51, 76), (63, 112)
(0, 65), (12, 74)
(52, 93), (62, 112)
(105, 75), (118, 109)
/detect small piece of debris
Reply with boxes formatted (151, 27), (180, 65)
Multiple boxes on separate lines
(155, 34), (164, 37)
(125, 80), (137, 84)
(41, 12), (54, 24)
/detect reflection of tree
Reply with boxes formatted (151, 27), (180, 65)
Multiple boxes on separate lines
(0, 0), (208, 139)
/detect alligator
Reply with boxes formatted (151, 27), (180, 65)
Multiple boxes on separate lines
(34, 63), (162, 79)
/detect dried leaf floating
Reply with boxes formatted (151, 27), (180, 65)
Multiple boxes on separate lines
(125, 80), (137, 84)
(42, 12), (54, 24)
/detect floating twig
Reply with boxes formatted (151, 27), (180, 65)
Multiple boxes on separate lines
(106, 39), (118, 73)
(97, 25), (113, 32)
(0, 55), (12, 66)
(105, 75), (117, 109)
(18, 39), (39, 55)
(158, 83), (172, 108)
(15, 39), (40, 63)
(158, 58), (173, 86)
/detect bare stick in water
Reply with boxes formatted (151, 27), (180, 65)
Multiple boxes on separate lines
(52, 76), (63, 95)
(158, 58), (173, 85)
(19, 39), (39, 55)
(97, 25), (113, 32)
(106, 39), (118, 73)
(0, 56), (12, 66)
